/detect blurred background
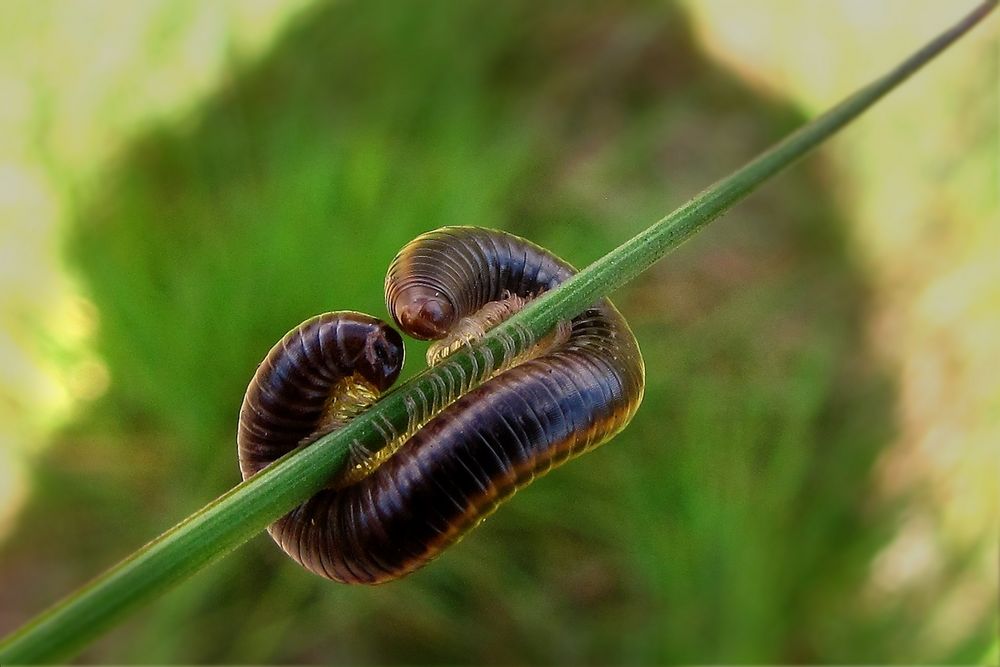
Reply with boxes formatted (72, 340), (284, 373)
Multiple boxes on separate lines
(0, 1), (996, 663)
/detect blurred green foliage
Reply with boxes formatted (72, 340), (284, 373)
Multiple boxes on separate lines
(2, 1), (994, 663)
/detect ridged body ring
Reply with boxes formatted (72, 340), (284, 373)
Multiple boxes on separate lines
(237, 227), (645, 584)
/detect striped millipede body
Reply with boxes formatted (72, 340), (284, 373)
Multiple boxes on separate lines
(237, 227), (645, 584)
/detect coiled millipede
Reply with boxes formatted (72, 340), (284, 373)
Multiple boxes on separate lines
(237, 227), (645, 584)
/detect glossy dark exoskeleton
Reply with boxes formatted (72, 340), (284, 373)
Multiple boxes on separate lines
(238, 227), (644, 584)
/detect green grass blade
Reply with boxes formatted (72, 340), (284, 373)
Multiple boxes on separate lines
(1, 1), (994, 663)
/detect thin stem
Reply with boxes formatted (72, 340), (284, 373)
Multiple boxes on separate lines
(1, 1), (994, 663)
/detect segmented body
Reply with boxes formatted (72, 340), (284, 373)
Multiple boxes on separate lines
(237, 227), (644, 584)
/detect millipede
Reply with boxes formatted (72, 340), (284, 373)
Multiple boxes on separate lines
(237, 226), (645, 584)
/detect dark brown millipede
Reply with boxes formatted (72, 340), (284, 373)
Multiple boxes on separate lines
(237, 227), (645, 584)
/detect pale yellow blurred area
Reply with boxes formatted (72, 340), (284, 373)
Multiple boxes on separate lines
(0, 1), (311, 536)
(683, 0), (998, 659)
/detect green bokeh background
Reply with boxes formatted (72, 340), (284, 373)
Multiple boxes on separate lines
(0, 1), (996, 664)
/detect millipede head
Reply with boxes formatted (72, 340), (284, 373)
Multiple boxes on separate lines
(342, 316), (406, 391)
(389, 284), (456, 340)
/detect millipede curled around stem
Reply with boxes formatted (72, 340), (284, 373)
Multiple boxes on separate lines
(237, 226), (645, 584)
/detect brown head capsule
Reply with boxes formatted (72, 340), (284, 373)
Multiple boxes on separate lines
(238, 227), (644, 584)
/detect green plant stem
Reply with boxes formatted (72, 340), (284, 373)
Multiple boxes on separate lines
(1, 2), (994, 663)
